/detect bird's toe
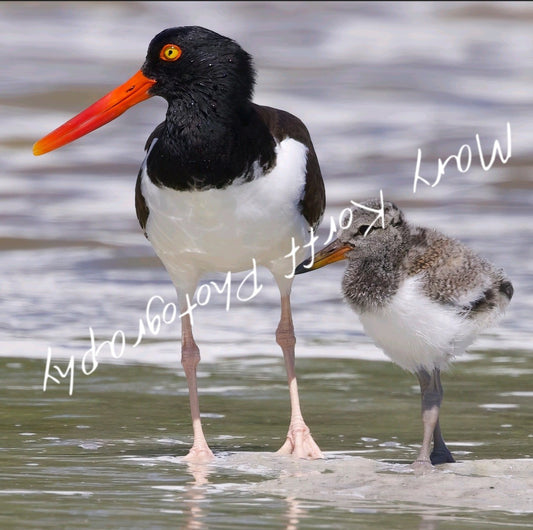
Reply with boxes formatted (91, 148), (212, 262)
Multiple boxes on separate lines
(183, 444), (215, 463)
(277, 422), (324, 459)
(411, 459), (435, 474)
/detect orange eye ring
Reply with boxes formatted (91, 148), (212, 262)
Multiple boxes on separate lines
(160, 44), (182, 62)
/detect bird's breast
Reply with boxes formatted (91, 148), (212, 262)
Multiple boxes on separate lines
(358, 276), (479, 372)
(140, 137), (310, 287)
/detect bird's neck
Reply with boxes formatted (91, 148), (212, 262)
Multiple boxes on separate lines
(146, 98), (276, 190)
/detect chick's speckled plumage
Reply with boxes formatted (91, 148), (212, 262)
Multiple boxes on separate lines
(330, 199), (513, 372)
(339, 200), (512, 316)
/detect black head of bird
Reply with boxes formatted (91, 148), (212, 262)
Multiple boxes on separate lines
(34, 26), (255, 156)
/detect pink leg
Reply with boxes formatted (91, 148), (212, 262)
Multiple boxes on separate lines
(181, 313), (214, 463)
(276, 294), (323, 459)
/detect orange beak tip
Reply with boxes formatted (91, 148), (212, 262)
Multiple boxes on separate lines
(32, 143), (44, 156)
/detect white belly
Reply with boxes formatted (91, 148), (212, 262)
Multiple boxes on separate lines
(141, 138), (309, 293)
(358, 276), (478, 373)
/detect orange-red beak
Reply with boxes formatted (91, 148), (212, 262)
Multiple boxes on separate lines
(294, 238), (352, 274)
(33, 70), (156, 156)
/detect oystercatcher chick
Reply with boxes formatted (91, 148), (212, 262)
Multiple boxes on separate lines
(33, 26), (325, 462)
(295, 199), (513, 466)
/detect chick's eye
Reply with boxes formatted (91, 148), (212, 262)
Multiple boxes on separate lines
(358, 225), (370, 236)
(160, 44), (182, 62)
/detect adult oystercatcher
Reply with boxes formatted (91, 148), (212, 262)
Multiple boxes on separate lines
(34, 26), (325, 462)
(296, 199), (513, 467)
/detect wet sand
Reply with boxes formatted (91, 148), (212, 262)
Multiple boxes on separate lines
(213, 453), (533, 514)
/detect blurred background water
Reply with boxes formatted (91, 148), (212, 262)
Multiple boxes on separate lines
(1, 2), (532, 529)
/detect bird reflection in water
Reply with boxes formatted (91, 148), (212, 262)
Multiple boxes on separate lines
(182, 461), (308, 530)
(183, 462), (211, 530)
(285, 496), (304, 530)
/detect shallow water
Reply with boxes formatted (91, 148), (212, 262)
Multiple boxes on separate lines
(2, 353), (533, 528)
(1, 1), (533, 528)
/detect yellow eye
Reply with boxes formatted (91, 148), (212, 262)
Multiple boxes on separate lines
(160, 44), (182, 62)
